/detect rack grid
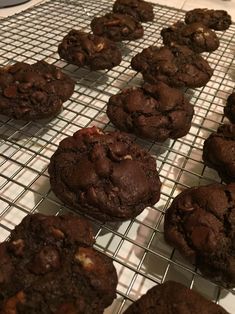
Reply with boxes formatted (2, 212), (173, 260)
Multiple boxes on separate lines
(0, 0), (235, 313)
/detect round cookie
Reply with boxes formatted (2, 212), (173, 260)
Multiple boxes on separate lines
(0, 61), (74, 120)
(90, 13), (144, 42)
(124, 281), (228, 313)
(107, 81), (194, 142)
(164, 183), (235, 288)
(185, 9), (231, 31)
(161, 21), (219, 53)
(131, 44), (213, 88)
(58, 29), (122, 71)
(113, 0), (154, 22)
(224, 92), (235, 123)
(48, 126), (161, 221)
(203, 123), (235, 183)
(0, 213), (118, 313)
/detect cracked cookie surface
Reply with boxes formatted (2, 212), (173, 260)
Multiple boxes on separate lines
(0, 61), (74, 120)
(161, 21), (219, 53)
(185, 9), (231, 31)
(90, 13), (144, 42)
(203, 124), (235, 183)
(124, 281), (228, 313)
(113, 0), (154, 22)
(58, 30), (122, 70)
(131, 44), (213, 88)
(0, 214), (117, 314)
(48, 127), (161, 221)
(164, 184), (235, 287)
(107, 82), (194, 142)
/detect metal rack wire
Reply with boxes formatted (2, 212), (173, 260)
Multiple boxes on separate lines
(0, 0), (235, 313)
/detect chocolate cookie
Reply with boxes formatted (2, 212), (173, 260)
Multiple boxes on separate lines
(224, 92), (235, 123)
(203, 123), (235, 183)
(131, 44), (213, 88)
(48, 127), (161, 221)
(107, 82), (194, 142)
(161, 21), (219, 53)
(124, 281), (228, 313)
(0, 213), (118, 313)
(90, 13), (144, 42)
(0, 61), (74, 120)
(58, 30), (122, 71)
(185, 9), (231, 31)
(113, 0), (154, 22)
(164, 183), (235, 288)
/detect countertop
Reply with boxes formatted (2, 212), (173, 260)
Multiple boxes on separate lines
(0, 0), (234, 19)
(0, 0), (44, 17)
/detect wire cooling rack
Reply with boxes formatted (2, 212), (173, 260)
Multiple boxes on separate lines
(0, 0), (235, 312)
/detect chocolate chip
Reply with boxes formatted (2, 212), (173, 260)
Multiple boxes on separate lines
(29, 246), (60, 274)
(10, 239), (25, 256)
(3, 85), (18, 98)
